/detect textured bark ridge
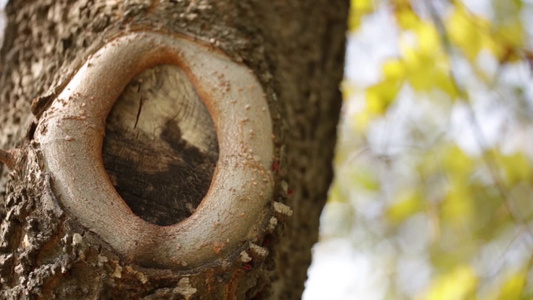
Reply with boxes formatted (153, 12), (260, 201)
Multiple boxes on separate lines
(0, 0), (348, 299)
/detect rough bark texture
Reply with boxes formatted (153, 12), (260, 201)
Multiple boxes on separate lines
(0, 0), (348, 299)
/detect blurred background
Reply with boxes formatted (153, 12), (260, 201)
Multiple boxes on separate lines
(304, 0), (533, 299)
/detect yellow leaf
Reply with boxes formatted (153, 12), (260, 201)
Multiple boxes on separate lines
(442, 145), (475, 180)
(416, 22), (441, 55)
(492, 20), (525, 62)
(408, 63), (441, 91)
(349, 0), (375, 31)
(433, 72), (459, 99)
(387, 189), (423, 224)
(497, 269), (528, 300)
(352, 0), (373, 10)
(446, 3), (494, 61)
(445, 2), (524, 63)
(382, 60), (406, 81)
(365, 86), (389, 115)
(442, 182), (473, 227)
(395, 5), (419, 30)
(417, 265), (478, 300)
(394, 21), (457, 97)
(500, 152), (532, 187)
(496, 21), (524, 49)
(355, 78), (402, 129)
(352, 167), (380, 191)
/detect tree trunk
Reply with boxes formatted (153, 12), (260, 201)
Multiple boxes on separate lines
(0, 1), (348, 299)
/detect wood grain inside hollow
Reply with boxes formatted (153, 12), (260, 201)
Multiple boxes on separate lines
(102, 64), (219, 226)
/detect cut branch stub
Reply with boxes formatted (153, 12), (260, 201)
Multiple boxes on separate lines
(34, 32), (274, 269)
(103, 64), (219, 226)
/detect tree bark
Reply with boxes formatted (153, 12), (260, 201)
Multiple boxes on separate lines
(0, 0), (348, 299)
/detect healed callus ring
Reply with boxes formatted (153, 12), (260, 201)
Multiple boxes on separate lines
(35, 32), (274, 269)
